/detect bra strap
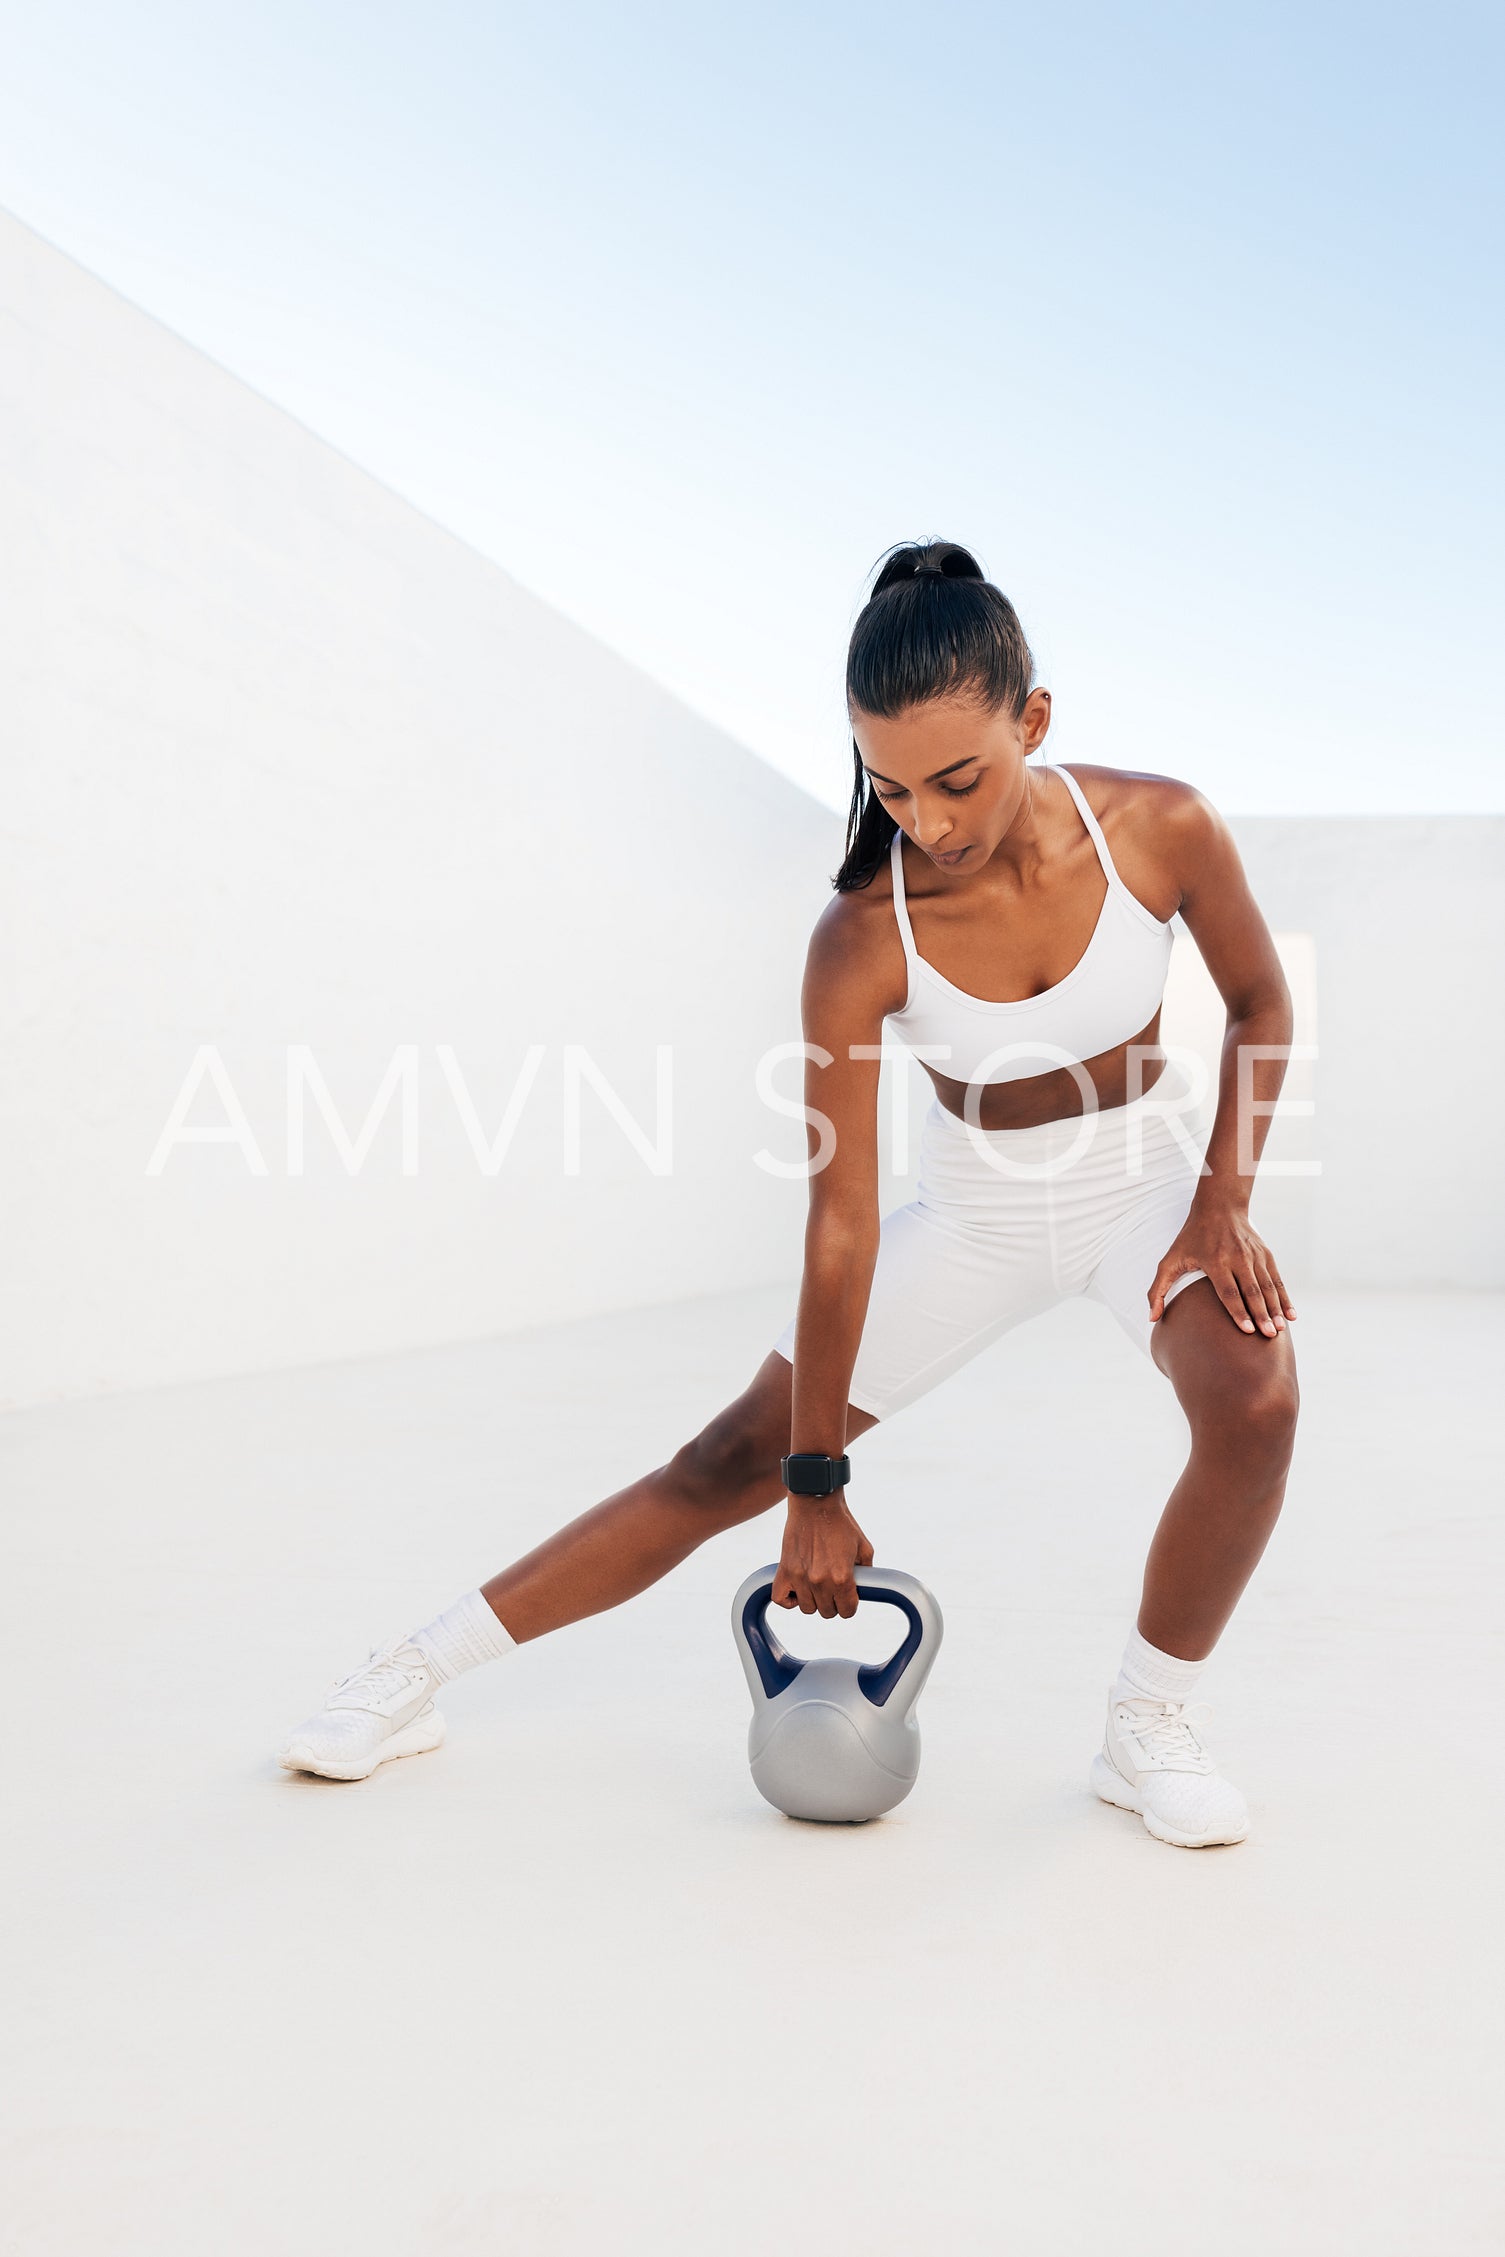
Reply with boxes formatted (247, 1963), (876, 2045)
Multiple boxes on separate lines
(889, 825), (919, 964)
(1047, 761), (1122, 892)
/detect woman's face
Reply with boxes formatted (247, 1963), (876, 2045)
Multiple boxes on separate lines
(852, 688), (1053, 871)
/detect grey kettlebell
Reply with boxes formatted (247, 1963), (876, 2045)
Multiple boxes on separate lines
(731, 1564), (944, 1823)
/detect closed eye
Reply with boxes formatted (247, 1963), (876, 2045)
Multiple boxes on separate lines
(873, 775), (981, 801)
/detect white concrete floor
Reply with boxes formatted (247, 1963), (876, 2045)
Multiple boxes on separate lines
(4, 1286), (1501, 2255)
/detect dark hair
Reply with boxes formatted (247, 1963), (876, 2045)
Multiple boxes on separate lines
(834, 540), (1035, 891)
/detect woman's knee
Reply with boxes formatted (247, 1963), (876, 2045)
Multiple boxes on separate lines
(1193, 1354), (1300, 1471)
(668, 1399), (785, 1515)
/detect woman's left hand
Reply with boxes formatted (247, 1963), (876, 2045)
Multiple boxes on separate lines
(1148, 1192), (1296, 1339)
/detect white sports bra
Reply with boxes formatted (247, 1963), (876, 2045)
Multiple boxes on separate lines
(885, 762), (1174, 1085)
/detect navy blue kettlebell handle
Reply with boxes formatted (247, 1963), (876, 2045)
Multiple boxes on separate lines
(739, 1580), (926, 1708)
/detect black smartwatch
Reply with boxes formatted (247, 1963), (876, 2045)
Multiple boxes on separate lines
(781, 1451), (852, 1497)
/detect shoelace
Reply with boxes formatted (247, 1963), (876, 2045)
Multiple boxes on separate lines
(327, 1639), (427, 1707)
(1116, 1698), (1215, 1772)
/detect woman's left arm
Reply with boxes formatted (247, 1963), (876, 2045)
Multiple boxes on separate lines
(1147, 787), (1298, 1341)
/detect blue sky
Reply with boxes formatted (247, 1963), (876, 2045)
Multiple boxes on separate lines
(1, 0), (1500, 813)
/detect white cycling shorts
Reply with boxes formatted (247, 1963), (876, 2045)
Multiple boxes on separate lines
(771, 1088), (1208, 1422)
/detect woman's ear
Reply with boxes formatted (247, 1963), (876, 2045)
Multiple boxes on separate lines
(1021, 686), (1052, 753)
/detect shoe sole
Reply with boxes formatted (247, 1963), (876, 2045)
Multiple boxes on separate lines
(1090, 1751), (1249, 1848)
(278, 1704), (446, 1782)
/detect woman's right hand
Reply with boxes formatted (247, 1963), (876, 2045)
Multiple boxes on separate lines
(772, 1497), (875, 1619)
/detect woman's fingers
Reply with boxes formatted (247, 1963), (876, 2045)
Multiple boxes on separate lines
(1233, 1262), (1273, 1337)
(1253, 1261), (1286, 1332)
(1237, 1259), (1284, 1338)
(818, 1564), (857, 1619)
(1266, 1252), (1297, 1319)
(782, 1574), (848, 1619)
(1147, 1257), (1185, 1321)
(1153, 1230), (1295, 1338)
(1212, 1266), (1257, 1332)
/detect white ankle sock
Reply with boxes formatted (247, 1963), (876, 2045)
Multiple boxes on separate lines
(1113, 1625), (1208, 1708)
(409, 1590), (517, 1685)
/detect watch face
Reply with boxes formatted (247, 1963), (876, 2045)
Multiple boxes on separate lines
(784, 1454), (845, 1494)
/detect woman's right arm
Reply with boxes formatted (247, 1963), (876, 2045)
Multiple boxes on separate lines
(772, 900), (893, 1622)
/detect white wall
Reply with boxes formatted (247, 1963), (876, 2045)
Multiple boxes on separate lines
(1226, 816), (1505, 1289)
(0, 213), (837, 1409)
(1089, 817), (1505, 1292)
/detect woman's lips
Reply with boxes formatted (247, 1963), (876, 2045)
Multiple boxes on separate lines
(931, 843), (972, 867)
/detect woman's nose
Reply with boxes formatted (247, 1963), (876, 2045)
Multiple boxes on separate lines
(912, 810), (954, 848)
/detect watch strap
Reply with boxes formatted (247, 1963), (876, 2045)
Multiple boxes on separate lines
(781, 1451), (852, 1496)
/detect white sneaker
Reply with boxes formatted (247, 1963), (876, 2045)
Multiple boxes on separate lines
(1090, 1694), (1249, 1847)
(278, 1636), (446, 1781)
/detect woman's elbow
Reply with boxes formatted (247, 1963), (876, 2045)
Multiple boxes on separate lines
(804, 1201), (879, 1260)
(1228, 971), (1292, 1032)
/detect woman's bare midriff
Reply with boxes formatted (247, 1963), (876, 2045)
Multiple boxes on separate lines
(926, 1010), (1169, 1129)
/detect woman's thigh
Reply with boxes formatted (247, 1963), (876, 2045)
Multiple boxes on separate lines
(680, 1351), (879, 1488)
(1083, 1158), (1207, 1360)
(1149, 1279), (1300, 1427)
(770, 1198), (1056, 1422)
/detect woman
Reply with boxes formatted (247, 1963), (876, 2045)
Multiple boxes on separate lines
(279, 541), (1299, 1849)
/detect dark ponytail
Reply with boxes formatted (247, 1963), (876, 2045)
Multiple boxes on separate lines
(834, 540), (1035, 891)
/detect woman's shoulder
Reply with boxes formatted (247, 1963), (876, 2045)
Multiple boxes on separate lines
(1055, 761), (1226, 918)
(804, 848), (906, 1009)
(1054, 759), (1214, 827)
(811, 857), (895, 951)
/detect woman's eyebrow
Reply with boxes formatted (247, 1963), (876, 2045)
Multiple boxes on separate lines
(864, 756), (980, 786)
